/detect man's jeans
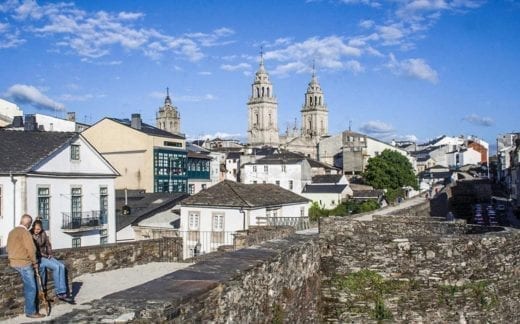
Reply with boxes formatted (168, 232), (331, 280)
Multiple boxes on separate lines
(40, 257), (67, 295)
(14, 265), (37, 315)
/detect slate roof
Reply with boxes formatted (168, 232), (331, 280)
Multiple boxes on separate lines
(226, 152), (241, 160)
(181, 180), (309, 208)
(107, 118), (185, 139)
(245, 151), (338, 170)
(0, 130), (77, 174)
(352, 189), (385, 198)
(187, 151), (212, 160)
(312, 174), (343, 184)
(115, 191), (188, 231)
(302, 184), (348, 194)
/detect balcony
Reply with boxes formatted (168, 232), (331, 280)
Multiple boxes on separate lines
(62, 210), (107, 233)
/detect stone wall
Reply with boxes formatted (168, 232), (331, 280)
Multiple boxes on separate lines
(0, 237), (182, 319)
(233, 225), (295, 248)
(320, 215), (520, 322)
(53, 234), (321, 323)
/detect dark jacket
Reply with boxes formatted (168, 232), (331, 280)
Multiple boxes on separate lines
(32, 231), (53, 259)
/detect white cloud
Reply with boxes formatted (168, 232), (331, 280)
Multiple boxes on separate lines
(221, 63), (252, 71)
(198, 71), (212, 75)
(359, 19), (375, 29)
(340, 0), (381, 8)
(359, 120), (394, 135)
(345, 60), (365, 74)
(188, 132), (243, 141)
(3, 1), (233, 62)
(149, 91), (216, 102)
(5, 84), (65, 112)
(263, 36), (362, 75)
(386, 53), (438, 83)
(463, 114), (494, 127)
(59, 93), (105, 102)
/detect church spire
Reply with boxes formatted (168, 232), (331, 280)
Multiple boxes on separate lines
(257, 46), (266, 74)
(164, 87), (172, 105)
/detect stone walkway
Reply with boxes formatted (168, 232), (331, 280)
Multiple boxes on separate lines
(354, 195), (428, 221)
(1, 262), (190, 323)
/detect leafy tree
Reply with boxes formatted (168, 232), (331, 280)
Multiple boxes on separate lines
(363, 149), (417, 191)
(309, 201), (328, 221)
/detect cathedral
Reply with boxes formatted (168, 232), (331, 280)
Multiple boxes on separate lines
(247, 55), (329, 159)
(156, 88), (181, 134)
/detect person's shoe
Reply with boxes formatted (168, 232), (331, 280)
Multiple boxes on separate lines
(57, 293), (75, 304)
(26, 313), (45, 318)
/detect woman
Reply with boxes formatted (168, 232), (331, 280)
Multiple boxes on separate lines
(31, 220), (73, 303)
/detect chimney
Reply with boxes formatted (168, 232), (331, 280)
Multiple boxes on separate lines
(24, 114), (38, 131)
(67, 112), (76, 122)
(131, 113), (142, 130)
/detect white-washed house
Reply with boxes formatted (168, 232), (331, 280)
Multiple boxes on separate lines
(179, 180), (309, 258)
(0, 130), (118, 250)
(301, 174), (353, 209)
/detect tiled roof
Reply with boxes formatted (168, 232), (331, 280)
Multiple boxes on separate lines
(302, 184), (348, 194)
(115, 192), (188, 231)
(226, 152), (241, 160)
(0, 130), (77, 174)
(181, 180), (309, 208)
(312, 174), (343, 184)
(352, 189), (385, 198)
(107, 118), (185, 139)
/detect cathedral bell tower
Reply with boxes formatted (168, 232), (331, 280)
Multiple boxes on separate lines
(156, 88), (181, 134)
(247, 51), (279, 146)
(301, 64), (328, 138)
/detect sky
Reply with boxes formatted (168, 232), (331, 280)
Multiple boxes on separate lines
(0, 0), (519, 150)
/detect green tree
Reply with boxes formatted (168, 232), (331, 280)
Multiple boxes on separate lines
(363, 149), (417, 191)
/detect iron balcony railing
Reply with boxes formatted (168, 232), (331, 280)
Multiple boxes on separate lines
(255, 216), (311, 231)
(62, 210), (107, 230)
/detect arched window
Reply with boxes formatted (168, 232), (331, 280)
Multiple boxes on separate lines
(170, 121), (173, 130)
(255, 113), (259, 125)
(256, 87), (260, 98)
(269, 113), (272, 125)
(309, 96), (313, 105)
(262, 87), (265, 97)
(319, 96), (322, 105)
(308, 118), (312, 131)
(267, 87), (270, 97)
(315, 96), (318, 106)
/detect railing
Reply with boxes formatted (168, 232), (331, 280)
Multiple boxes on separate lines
(62, 211), (104, 231)
(177, 231), (236, 260)
(256, 216), (311, 231)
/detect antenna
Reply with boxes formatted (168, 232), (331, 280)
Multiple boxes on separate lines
(259, 46), (264, 65)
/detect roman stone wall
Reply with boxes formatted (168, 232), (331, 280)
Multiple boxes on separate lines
(0, 237), (182, 319)
(320, 215), (520, 322)
(53, 234), (321, 323)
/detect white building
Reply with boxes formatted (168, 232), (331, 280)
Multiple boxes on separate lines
(179, 180), (309, 258)
(209, 151), (226, 185)
(301, 174), (352, 209)
(0, 98), (23, 127)
(225, 151), (241, 181)
(241, 153), (313, 194)
(446, 147), (482, 169)
(0, 130), (118, 250)
(3, 112), (89, 132)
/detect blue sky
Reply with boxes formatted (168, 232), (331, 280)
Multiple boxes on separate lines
(1, 0), (519, 149)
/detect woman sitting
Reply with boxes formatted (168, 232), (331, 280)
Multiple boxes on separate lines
(31, 220), (74, 303)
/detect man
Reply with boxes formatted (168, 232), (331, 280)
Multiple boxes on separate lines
(7, 214), (45, 318)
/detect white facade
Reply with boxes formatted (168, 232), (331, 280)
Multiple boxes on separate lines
(301, 190), (350, 210)
(209, 152), (226, 185)
(241, 160), (312, 194)
(446, 147), (482, 168)
(188, 178), (213, 195)
(33, 114), (77, 132)
(0, 98), (23, 127)
(179, 203), (307, 258)
(0, 136), (118, 250)
(225, 156), (240, 182)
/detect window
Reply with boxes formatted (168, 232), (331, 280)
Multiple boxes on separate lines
(100, 229), (108, 245)
(212, 214), (224, 231)
(188, 184), (195, 194)
(281, 165), (286, 172)
(253, 181), (257, 184)
(263, 181), (266, 184)
(71, 187), (82, 219)
(99, 187), (108, 224)
(331, 200), (336, 205)
(0, 185), (2, 218)
(264, 165), (268, 172)
(201, 184), (207, 190)
(72, 237), (81, 248)
(70, 145), (80, 160)
(164, 141), (182, 147)
(300, 207), (305, 217)
(253, 165), (257, 172)
(289, 180), (293, 190)
(37, 187), (50, 230)
(275, 180), (280, 186)
(188, 212), (200, 230)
